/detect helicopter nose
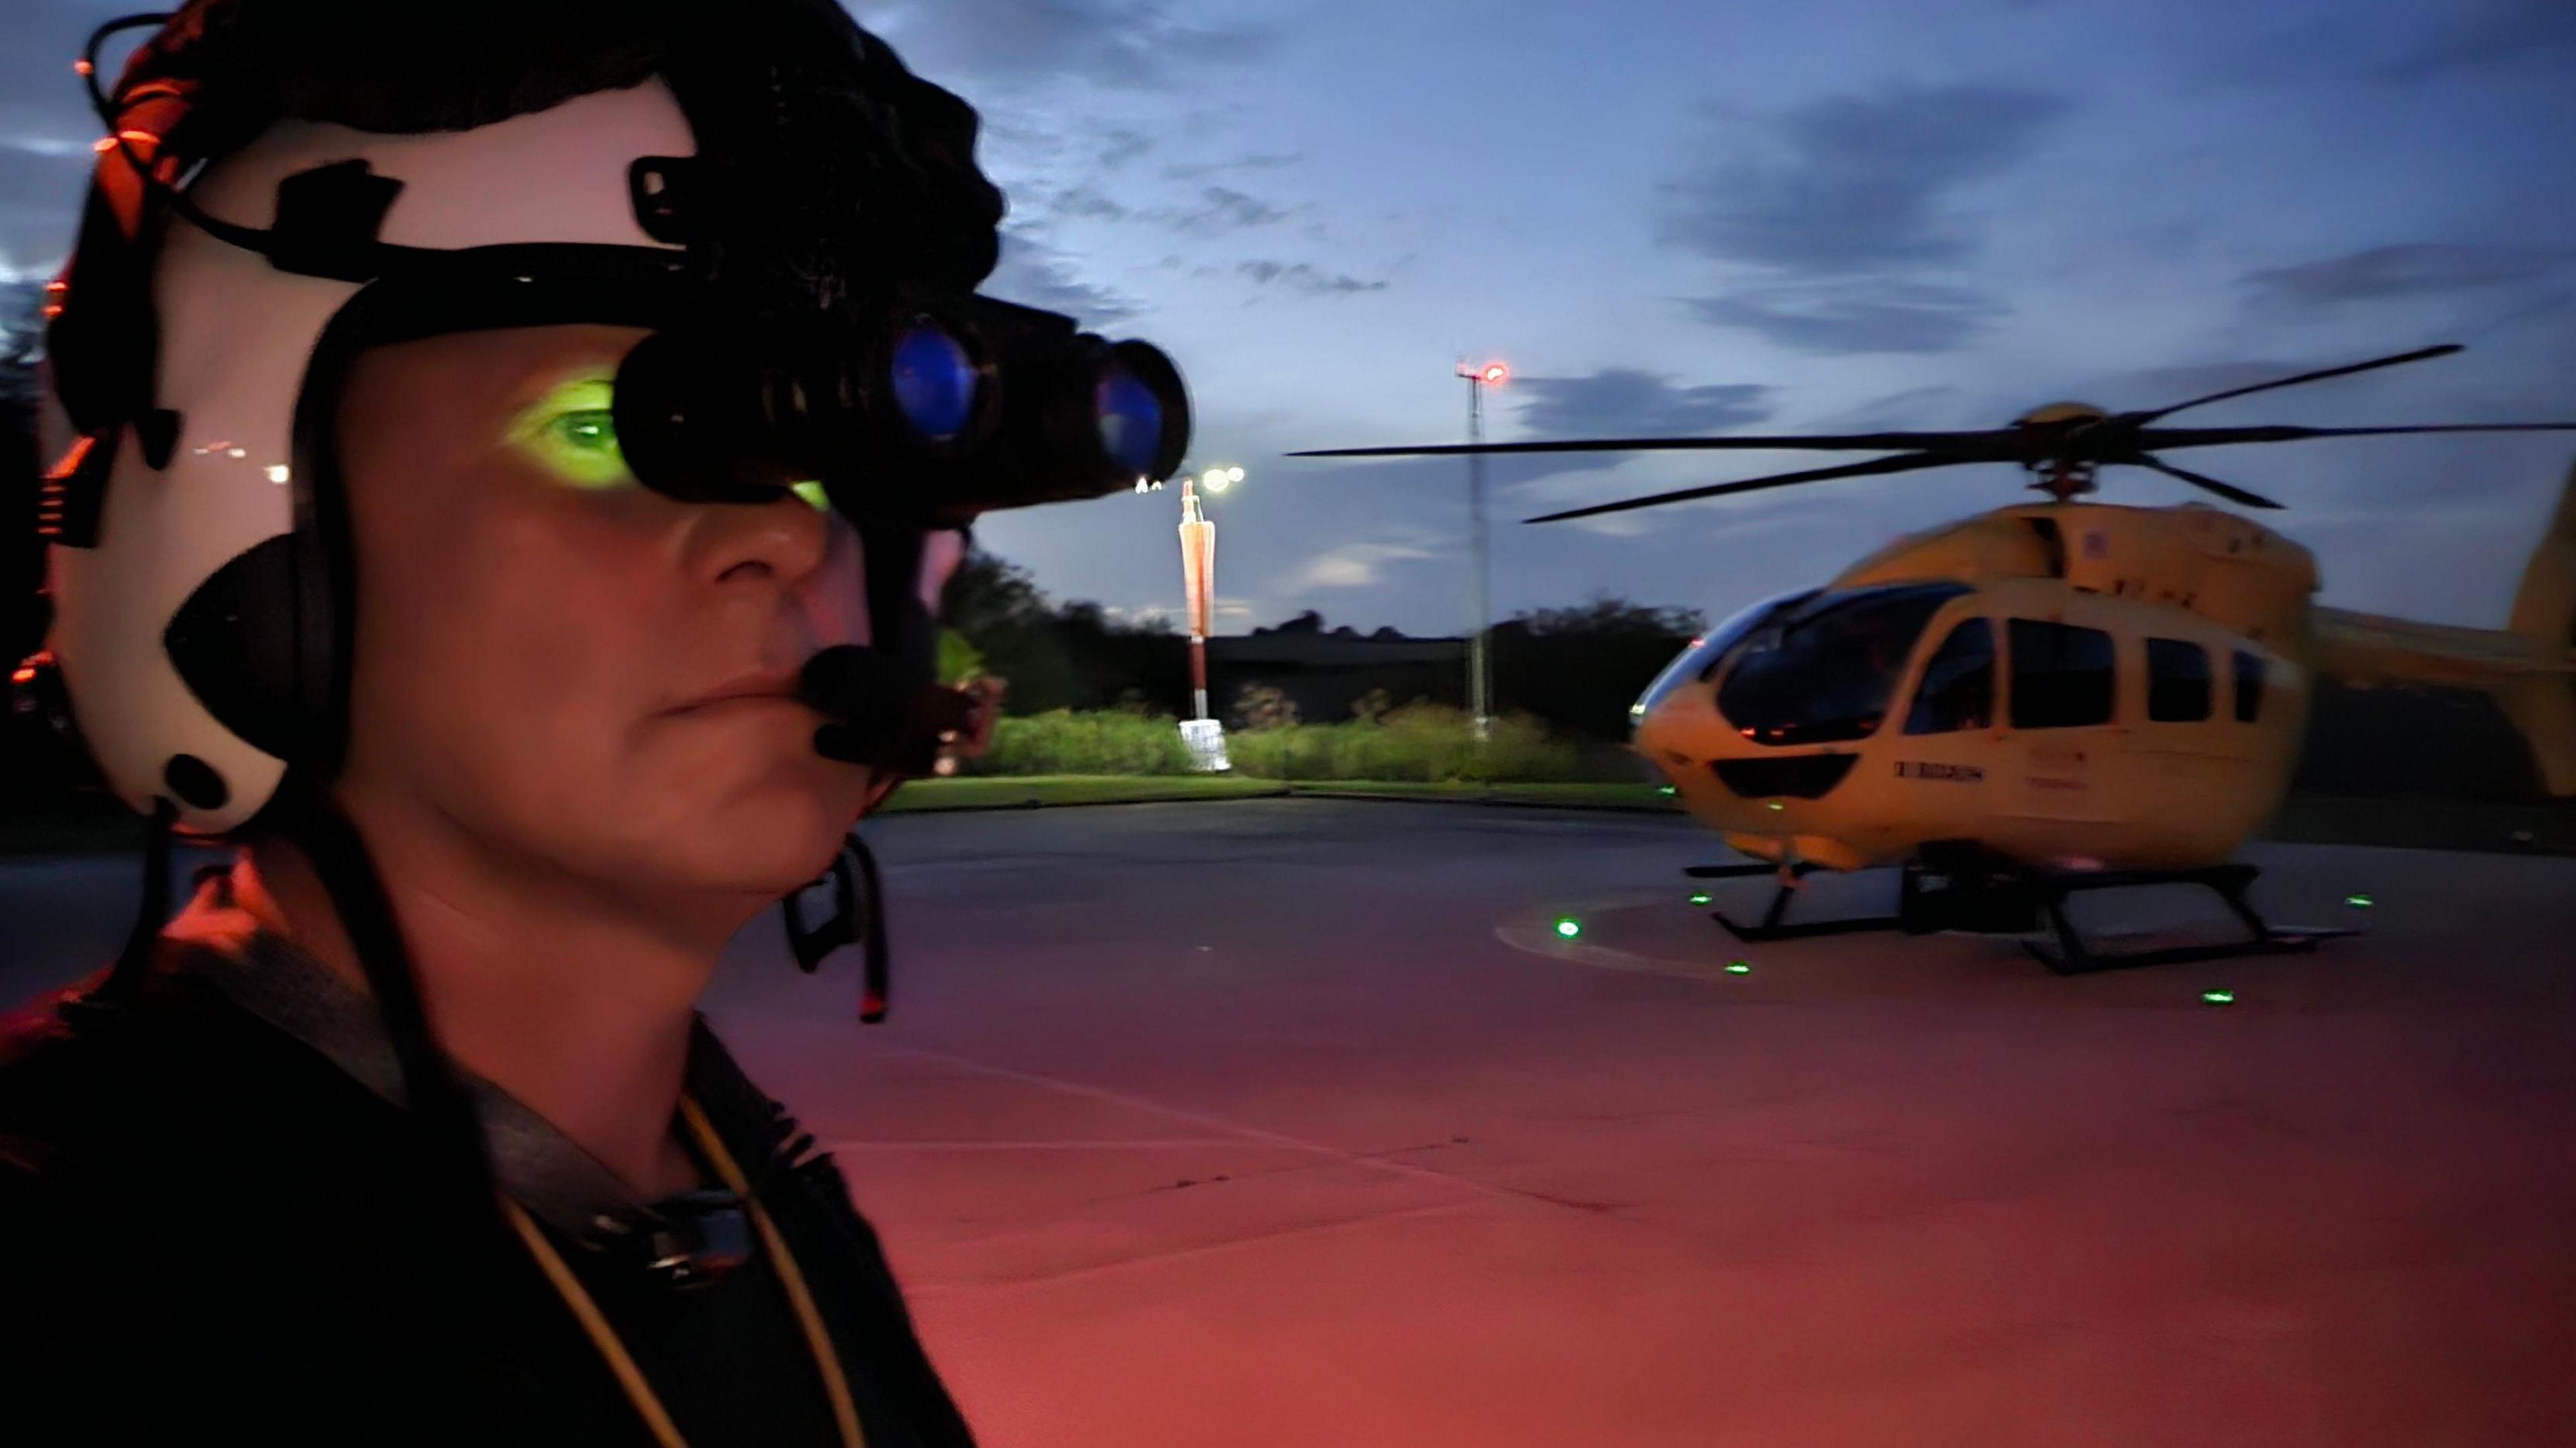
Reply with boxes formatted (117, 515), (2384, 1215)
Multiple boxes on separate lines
(1633, 687), (1712, 774)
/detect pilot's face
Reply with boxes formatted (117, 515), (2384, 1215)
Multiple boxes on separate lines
(329, 323), (898, 920)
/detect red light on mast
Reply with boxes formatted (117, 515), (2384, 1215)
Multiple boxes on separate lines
(1481, 362), (1509, 386)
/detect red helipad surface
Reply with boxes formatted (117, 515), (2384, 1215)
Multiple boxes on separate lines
(8, 799), (2574, 1444)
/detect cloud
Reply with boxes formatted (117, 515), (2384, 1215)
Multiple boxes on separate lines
(1686, 279), (2006, 355)
(984, 225), (1136, 321)
(1507, 368), (1772, 437)
(0, 139), (92, 280)
(1288, 541), (1440, 590)
(1106, 596), (1257, 628)
(1163, 152), (1302, 182)
(1804, 384), (1970, 431)
(2239, 243), (2572, 312)
(854, 0), (1275, 90)
(1045, 184), (1132, 221)
(1236, 260), (1385, 295)
(2378, 0), (2576, 82)
(2105, 357), (2329, 404)
(1170, 184), (1287, 231)
(1659, 84), (2074, 276)
(1094, 127), (1152, 169)
(1658, 84), (2070, 355)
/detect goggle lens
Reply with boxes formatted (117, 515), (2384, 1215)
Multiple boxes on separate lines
(1094, 363), (1167, 476)
(890, 323), (979, 442)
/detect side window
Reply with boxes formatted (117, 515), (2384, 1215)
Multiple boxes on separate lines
(2146, 638), (2212, 722)
(2233, 649), (2265, 723)
(1904, 618), (1995, 734)
(2008, 620), (2116, 729)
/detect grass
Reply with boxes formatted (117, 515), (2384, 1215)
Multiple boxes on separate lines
(1226, 705), (1601, 784)
(1286, 779), (1674, 810)
(879, 774), (1288, 812)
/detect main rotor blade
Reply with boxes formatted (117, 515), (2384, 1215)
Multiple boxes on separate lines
(2124, 457), (2285, 510)
(2129, 344), (2464, 424)
(1291, 429), (2017, 460)
(2138, 421), (2576, 450)
(1523, 451), (1967, 524)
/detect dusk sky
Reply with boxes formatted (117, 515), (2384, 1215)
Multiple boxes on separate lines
(7, 0), (2574, 636)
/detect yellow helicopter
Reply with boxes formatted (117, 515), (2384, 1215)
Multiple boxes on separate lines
(1296, 345), (2576, 969)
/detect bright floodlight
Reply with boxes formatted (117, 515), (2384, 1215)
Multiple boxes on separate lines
(1205, 471), (1232, 494)
(1481, 362), (1508, 385)
(1226, 465), (1246, 482)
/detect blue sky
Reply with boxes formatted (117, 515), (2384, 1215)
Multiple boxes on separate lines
(8, 0), (2575, 635)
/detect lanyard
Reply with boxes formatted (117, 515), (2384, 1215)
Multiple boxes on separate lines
(501, 1097), (867, 1448)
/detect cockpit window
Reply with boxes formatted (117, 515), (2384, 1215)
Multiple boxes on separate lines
(1904, 617), (1995, 735)
(1629, 590), (1817, 724)
(1715, 582), (1970, 746)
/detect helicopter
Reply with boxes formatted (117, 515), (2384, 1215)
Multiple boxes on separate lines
(1295, 345), (2576, 970)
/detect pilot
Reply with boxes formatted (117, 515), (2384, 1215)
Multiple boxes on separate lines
(0, 2), (1169, 1442)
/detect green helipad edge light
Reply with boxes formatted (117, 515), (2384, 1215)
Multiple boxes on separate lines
(1688, 892), (1713, 906)
(2202, 988), (2236, 1005)
(1554, 917), (1582, 939)
(2346, 893), (2374, 909)
(1656, 784), (1676, 796)
(1725, 960), (1752, 974)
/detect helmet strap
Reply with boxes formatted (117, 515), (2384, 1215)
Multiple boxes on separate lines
(278, 794), (496, 1213)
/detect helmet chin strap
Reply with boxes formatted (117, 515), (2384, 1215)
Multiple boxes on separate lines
(278, 793), (499, 1213)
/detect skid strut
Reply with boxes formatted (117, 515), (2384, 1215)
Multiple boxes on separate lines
(1688, 860), (1908, 940)
(2019, 862), (2351, 974)
(1686, 855), (2351, 970)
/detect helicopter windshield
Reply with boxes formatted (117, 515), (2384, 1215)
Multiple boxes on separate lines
(1629, 590), (1819, 723)
(1714, 582), (1970, 745)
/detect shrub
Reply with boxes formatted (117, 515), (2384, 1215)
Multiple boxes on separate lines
(936, 628), (985, 687)
(967, 708), (1195, 776)
(960, 705), (1638, 781)
(1227, 704), (1591, 783)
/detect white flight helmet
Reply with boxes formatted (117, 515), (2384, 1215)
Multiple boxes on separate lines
(30, 3), (1178, 845)
(42, 81), (696, 836)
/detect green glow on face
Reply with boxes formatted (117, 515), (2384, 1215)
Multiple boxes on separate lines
(1554, 917), (1582, 939)
(1725, 960), (1752, 974)
(790, 480), (830, 512)
(1688, 892), (1713, 906)
(2202, 989), (2235, 1005)
(507, 376), (631, 490)
(2346, 893), (2374, 909)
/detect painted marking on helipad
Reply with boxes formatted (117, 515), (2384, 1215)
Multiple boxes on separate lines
(1495, 894), (1772, 985)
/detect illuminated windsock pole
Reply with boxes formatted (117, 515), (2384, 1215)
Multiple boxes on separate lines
(1179, 476), (1216, 721)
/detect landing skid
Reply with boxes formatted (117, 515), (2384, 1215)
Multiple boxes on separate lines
(2018, 863), (2353, 974)
(1690, 855), (2354, 970)
(1689, 860), (1908, 940)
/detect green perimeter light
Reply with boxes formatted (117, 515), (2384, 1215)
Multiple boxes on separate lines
(1657, 784), (1676, 797)
(1554, 917), (1582, 939)
(1689, 892), (1713, 906)
(2202, 988), (2236, 1005)
(2346, 893), (2374, 909)
(1725, 960), (1752, 974)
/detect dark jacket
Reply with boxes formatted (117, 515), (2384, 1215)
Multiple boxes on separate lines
(0, 933), (977, 1447)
